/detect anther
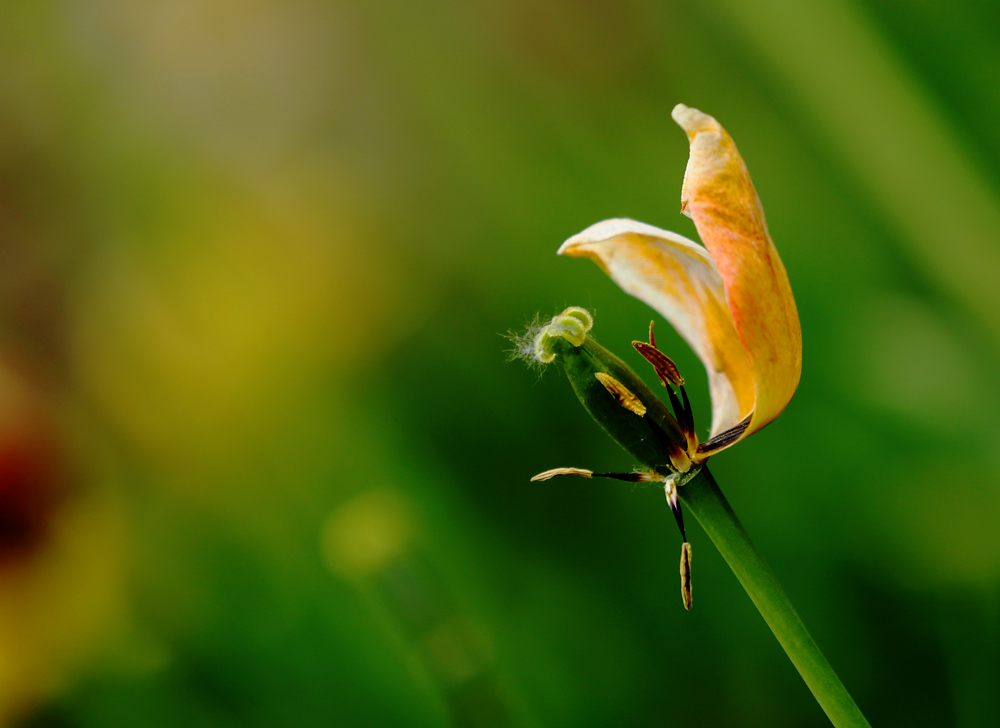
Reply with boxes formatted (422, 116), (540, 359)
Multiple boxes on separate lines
(594, 373), (647, 416)
(632, 341), (685, 387)
(680, 542), (693, 610)
(531, 467), (593, 482)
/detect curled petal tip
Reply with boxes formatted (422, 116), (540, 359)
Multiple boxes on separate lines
(671, 104), (721, 138)
(559, 218), (647, 257)
(559, 218), (703, 257)
(556, 238), (579, 257)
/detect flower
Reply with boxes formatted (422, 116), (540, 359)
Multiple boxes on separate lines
(557, 104), (801, 462)
(526, 105), (801, 610)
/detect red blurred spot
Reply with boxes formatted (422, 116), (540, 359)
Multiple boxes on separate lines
(0, 436), (60, 562)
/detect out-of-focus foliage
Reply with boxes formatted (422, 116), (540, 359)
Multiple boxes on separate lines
(1, 0), (999, 726)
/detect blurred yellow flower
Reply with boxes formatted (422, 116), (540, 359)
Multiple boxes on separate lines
(559, 104), (801, 462)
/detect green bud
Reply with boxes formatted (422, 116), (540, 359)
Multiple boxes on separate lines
(533, 307), (690, 472)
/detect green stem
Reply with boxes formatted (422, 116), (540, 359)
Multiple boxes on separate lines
(679, 466), (871, 728)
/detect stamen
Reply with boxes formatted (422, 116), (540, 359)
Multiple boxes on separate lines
(696, 414), (752, 456)
(663, 479), (688, 542)
(594, 373), (647, 416)
(668, 448), (693, 474)
(531, 468), (664, 483)
(664, 385), (685, 431)
(530, 467), (593, 482)
(648, 320), (657, 350)
(632, 341), (685, 387)
(595, 471), (663, 483)
(679, 386), (695, 436)
(680, 542), (693, 610)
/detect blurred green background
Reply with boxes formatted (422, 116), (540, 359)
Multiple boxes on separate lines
(1, 0), (999, 726)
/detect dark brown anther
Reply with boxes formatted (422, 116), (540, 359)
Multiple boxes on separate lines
(648, 320), (657, 349)
(696, 414), (752, 456)
(632, 341), (685, 387)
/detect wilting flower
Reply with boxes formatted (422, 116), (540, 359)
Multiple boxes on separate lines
(526, 105), (800, 609)
(536, 104), (800, 469)
(523, 113), (872, 712)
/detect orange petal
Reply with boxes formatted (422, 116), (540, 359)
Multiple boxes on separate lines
(559, 219), (755, 440)
(672, 105), (801, 440)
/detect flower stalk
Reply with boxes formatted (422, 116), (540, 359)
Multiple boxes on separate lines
(679, 467), (871, 728)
